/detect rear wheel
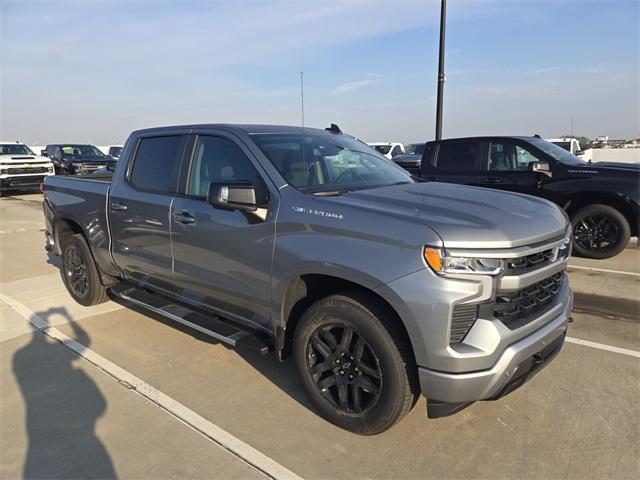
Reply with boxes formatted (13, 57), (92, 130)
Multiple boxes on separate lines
(293, 292), (418, 435)
(61, 233), (109, 306)
(571, 204), (630, 259)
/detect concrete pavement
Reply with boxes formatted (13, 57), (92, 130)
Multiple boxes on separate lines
(1, 191), (639, 479)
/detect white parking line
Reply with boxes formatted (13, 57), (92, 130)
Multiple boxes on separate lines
(568, 265), (640, 277)
(0, 292), (302, 480)
(566, 336), (640, 358)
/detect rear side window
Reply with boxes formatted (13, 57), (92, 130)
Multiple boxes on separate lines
(435, 142), (481, 171)
(130, 136), (183, 193)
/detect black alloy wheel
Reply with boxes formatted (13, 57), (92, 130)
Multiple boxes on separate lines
(64, 242), (90, 298)
(571, 204), (630, 259)
(306, 324), (383, 415)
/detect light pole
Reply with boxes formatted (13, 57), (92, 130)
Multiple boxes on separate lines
(435, 0), (446, 141)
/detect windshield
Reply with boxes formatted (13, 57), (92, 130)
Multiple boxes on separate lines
(0, 144), (35, 155)
(405, 143), (425, 155)
(252, 133), (413, 194)
(371, 145), (391, 155)
(551, 141), (571, 151)
(61, 145), (105, 158)
(527, 138), (587, 166)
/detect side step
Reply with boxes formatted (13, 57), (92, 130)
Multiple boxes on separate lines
(110, 284), (271, 355)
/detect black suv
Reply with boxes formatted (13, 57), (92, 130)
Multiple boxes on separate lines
(414, 136), (639, 259)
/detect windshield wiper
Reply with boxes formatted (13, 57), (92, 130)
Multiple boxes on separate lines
(311, 189), (352, 197)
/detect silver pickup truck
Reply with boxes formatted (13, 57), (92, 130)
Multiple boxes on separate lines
(43, 124), (572, 434)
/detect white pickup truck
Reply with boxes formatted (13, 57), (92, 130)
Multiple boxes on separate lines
(0, 142), (54, 195)
(546, 138), (583, 156)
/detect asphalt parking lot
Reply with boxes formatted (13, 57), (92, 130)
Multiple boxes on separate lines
(1, 191), (639, 479)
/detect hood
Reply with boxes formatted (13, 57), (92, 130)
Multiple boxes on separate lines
(591, 161), (640, 172)
(0, 154), (52, 164)
(392, 154), (422, 165)
(328, 182), (567, 249)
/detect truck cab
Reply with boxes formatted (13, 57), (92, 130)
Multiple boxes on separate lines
(418, 136), (639, 259)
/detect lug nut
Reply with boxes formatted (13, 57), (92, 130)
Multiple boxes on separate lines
(335, 359), (340, 364)
(339, 370), (344, 375)
(348, 374), (354, 380)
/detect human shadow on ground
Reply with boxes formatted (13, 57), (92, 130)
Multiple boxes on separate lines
(12, 307), (116, 479)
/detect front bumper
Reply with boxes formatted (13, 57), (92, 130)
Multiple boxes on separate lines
(0, 174), (51, 189)
(419, 289), (572, 405)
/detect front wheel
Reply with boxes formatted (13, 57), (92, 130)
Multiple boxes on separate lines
(293, 292), (418, 435)
(61, 234), (109, 306)
(571, 204), (630, 259)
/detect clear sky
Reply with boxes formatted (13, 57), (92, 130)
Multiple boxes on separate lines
(1, 0), (638, 145)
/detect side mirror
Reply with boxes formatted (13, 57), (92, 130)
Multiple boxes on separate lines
(207, 182), (257, 212)
(41, 150), (48, 157)
(531, 161), (551, 177)
(575, 150), (584, 156)
(52, 152), (62, 162)
(106, 158), (117, 171)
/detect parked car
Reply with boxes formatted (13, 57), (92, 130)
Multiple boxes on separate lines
(368, 142), (404, 159)
(43, 124), (572, 434)
(108, 145), (123, 159)
(415, 136), (639, 259)
(43, 144), (109, 175)
(0, 142), (54, 195)
(391, 143), (426, 176)
(546, 137), (583, 156)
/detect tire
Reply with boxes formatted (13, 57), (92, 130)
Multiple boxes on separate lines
(61, 233), (109, 306)
(571, 204), (630, 259)
(293, 292), (419, 435)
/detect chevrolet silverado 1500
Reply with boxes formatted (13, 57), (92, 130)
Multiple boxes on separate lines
(43, 124), (572, 434)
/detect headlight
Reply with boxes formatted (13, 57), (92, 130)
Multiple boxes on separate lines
(555, 230), (572, 260)
(423, 247), (504, 276)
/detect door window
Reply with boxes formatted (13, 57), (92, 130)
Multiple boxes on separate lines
(435, 142), (480, 170)
(129, 136), (183, 193)
(187, 136), (262, 198)
(488, 142), (540, 171)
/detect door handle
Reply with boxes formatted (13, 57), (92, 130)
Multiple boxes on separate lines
(481, 177), (501, 184)
(173, 212), (196, 225)
(427, 176), (440, 181)
(111, 202), (127, 211)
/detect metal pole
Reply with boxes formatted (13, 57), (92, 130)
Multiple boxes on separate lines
(301, 71), (305, 128)
(435, 0), (446, 141)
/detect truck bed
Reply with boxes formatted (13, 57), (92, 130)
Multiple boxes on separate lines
(43, 174), (118, 278)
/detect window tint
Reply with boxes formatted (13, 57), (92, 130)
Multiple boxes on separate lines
(130, 136), (183, 193)
(488, 143), (539, 171)
(187, 136), (261, 197)
(435, 142), (480, 170)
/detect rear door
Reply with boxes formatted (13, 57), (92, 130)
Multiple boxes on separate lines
(422, 140), (484, 185)
(109, 133), (188, 293)
(170, 131), (278, 331)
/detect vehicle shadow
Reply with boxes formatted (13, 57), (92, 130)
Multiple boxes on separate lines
(117, 299), (316, 414)
(12, 307), (117, 479)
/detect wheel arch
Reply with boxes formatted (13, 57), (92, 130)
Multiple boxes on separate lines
(276, 273), (416, 368)
(564, 191), (638, 236)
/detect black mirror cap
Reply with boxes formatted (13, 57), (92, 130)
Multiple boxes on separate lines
(207, 182), (257, 212)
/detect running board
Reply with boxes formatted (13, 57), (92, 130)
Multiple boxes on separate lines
(110, 284), (271, 355)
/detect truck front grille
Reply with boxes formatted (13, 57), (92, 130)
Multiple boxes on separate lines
(450, 304), (478, 344)
(494, 272), (565, 328)
(7, 167), (49, 175)
(505, 248), (555, 274)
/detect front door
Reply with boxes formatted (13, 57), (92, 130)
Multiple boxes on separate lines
(483, 140), (546, 197)
(170, 132), (277, 331)
(424, 140), (484, 186)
